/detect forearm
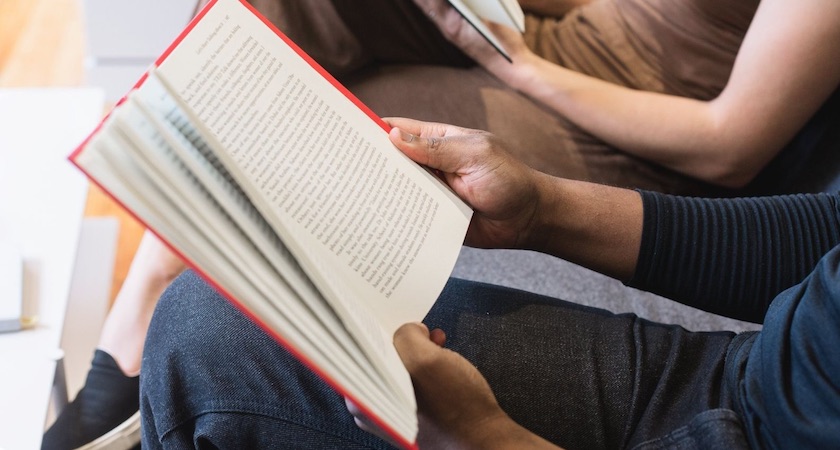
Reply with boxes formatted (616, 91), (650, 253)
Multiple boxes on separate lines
(526, 173), (840, 321)
(504, 0), (840, 189)
(629, 192), (840, 322)
(508, 57), (760, 187)
(525, 173), (643, 281)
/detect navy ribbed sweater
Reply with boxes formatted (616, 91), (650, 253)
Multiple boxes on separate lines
(629, 191), (840, 448)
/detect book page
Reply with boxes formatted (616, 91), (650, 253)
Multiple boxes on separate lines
(126, 82), (416, 425)
(460, 0), (524, 32)
(448, 0), (513, 60)
(76, 108), (416, 437)
(153, 0), (472, 404)
(499, 0), (526, 32)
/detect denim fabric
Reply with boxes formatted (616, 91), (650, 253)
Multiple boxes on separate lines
(141, 272), (748, 449)
(631, 409), (749, 450)
(628, 190), (840, 448)
(733, 245), (840, 449)
(140, 270), (387, 450)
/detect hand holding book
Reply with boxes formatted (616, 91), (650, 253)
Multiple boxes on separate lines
(71, 1), (472, 447)
(70, 0), (536, 447)
(414, 0), (527, 62)
(351, 322), (562, 449)
(383, 117), (543, 250)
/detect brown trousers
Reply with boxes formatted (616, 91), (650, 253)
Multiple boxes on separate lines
(240, 0), (757, 195)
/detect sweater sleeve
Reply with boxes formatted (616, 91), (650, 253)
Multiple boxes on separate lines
(627, 192), (840, 322)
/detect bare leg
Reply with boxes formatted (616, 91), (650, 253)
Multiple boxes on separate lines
(97, 231), (186, 376)
(42, 232), (186, 449)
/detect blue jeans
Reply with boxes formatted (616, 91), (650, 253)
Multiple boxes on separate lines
(140, 271), (751, 449)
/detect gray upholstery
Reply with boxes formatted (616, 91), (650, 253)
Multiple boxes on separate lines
(452, 247), (763, 333)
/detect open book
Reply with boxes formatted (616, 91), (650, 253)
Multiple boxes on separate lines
(70, 0), (472, 448)
(449, 0), (526, 61)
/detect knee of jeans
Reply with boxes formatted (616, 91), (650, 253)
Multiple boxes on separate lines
(146, 270), (232, 355)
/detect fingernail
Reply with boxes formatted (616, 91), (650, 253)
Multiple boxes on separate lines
(399, 129), (415, 143)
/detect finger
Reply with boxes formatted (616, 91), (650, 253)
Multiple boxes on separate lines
(412, 0), (449, 23)
(429, 328), (447, 347)
(384, 117), (483, 139)
(347, 404), (375, 433)
(345, 397), (363, 417)
(395, 322), (430, 342)
(345, 397), (381, 431)
(382, 117), (457, 139)
(485, 21), (524, 46)
(393, 323), (445, 347)
(390, 126), (474, 174)
(394, 322), (444, 373)
(345, 398), (404, 447)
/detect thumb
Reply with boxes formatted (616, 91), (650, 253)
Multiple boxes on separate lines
(389, 126), (466, 174)
(393, 322), (445, 374)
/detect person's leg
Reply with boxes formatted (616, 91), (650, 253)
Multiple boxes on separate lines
(97, 233), (186, 376)
(141, 274), (740, 449)
(42, 233), (185, 450)
(425, 279), (740, 449)
(140, 270), (393, 449)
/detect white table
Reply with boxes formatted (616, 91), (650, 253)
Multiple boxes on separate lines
(83, 0), (198, 102)
(0, 88), (104, 450)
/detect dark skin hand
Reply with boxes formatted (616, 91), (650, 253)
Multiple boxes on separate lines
(348, 117), (645, 448)
(387, 119), (542, 250)
(384, 117), (642, 281)
(350, 323), (562, 449)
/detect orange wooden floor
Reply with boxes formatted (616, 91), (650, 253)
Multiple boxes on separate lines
(0, 0), (144, 302)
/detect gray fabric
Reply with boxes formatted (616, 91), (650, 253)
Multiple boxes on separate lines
(452, 247), (762, 333)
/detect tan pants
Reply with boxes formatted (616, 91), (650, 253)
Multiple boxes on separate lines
(242, 0), (757, 195)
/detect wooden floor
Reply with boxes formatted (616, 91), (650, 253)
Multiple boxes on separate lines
(0, 0), (145, 302)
